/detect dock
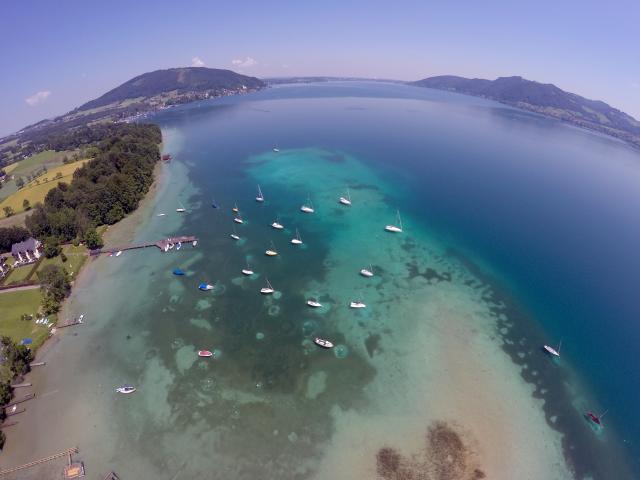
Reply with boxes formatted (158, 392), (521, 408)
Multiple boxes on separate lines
(4, 393), (35, 408)
(0, 447), (78, 476)
(90, 235), (197, 256)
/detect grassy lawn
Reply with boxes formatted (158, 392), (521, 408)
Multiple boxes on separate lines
(4, 263), (36, 285)
(0, 288), (51, 350)
(36, 245), (88, 279)
(0, 160), (88, 215)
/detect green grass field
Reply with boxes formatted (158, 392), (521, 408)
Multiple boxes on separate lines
(3, 263), (36, 285)
(4, 150), (73, 176)
(37, 245), (88, 279)
(0, 288), (51, 350)
(0, 160), (88, 215)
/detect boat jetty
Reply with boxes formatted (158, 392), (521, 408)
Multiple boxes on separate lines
(90, 235), (198, 256)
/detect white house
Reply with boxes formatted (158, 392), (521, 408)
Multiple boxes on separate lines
(11, 237), (42, 264)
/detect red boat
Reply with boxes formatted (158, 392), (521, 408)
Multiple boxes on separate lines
(198, 350), (213, 357)
(586, 412), (601, 425)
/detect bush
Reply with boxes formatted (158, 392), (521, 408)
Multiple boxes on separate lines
(60, 252), (67, 262)
(0, 383), (11, 406)
(43, 237), (62, 258)
(0, 430), (6, 450)
(22, 199), (31, 211)
(2, 206), (13, 218)
(84, 228), (103, 250)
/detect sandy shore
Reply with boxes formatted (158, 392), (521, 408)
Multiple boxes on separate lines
(0, 160), (168, 476)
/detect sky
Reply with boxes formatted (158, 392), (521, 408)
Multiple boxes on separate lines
(0, 0), (639, 136)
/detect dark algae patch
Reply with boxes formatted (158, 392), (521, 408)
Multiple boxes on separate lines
(375, 421), (485, 480)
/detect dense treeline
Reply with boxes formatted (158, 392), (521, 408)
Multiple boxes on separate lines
(24, 123), (161, 245)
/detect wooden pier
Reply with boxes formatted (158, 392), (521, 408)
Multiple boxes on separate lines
(4, 393), (35, 408)
(0, 447), (78, 476)
(90, 235), (197, 256)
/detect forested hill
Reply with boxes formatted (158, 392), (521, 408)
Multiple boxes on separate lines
(78, 67), (265, 111)
(411, 75), (640, 148)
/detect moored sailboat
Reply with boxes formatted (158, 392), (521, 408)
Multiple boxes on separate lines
(339, 187), (352, 206)
(265, 241), (278, 256)
(242, 261), (254, 276)
(543, 340), (562, 357)
(260, 278), (275, 294)
(360, 264), (374, 277)
(256, 185), (264, 202)
(291, 228), (303, 245)
(300, 196), (315, 213)
(385, 210), (403, 233)
(271, 216), (284, 229)
(307, 298), (322, 308)
(314, 337), (334, 349)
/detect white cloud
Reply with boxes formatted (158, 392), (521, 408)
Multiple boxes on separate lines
(25, 90), (51, 107)
(191, 56), (205, 67)
(231, 57), (258, 68)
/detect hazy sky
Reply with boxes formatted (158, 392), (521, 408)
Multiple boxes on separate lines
(1, 0), (638, 136)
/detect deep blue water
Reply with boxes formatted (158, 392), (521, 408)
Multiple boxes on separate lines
(152, 81), (640, 477)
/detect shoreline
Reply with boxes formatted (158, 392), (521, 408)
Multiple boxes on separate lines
(0, 158), (167, 471)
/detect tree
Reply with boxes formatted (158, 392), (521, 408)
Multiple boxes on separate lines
(0, 383), (10, 406)
(43, 236), (61, 258)
(55, 172), (63, 180)
(2, 206), (13, 218)
(22, 199), (31, 211)
(15, 177), (24, 189)
(38, 264), (71, 303)
(84, 227), (103, 249)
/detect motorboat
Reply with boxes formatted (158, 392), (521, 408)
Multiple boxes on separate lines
(232, 203), (239, 213)
(273, 146), (280, 153)
(307, 299), (322, 308)
(115, 250), (123, 257)
(385, 210), (403, 233)
(291, 228), (303, 245)
(586, 410), (607, 426)
(157, 213), (166, 217)
(265, 241), (278, 256)
(360, 265), (374, 277)
(192, 240), (198, 247)
(176, 242), (182, 251)
(256, 185), (264, 202)
(350, 300), (366, 309)
(115, 385), (136, 394)
(339, 187), (352, 206)
(260, 278), (275, 294)
(199, 283), (215, 291)
(314, 338), (334, 349)
(173, 268), (185, 276)
(211, 199), (219, 209)
(300, 196), (315, 213)
(198, 350), (213, 357)
(176, 202), (186, 213)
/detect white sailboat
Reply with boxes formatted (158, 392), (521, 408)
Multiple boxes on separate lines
(260, 278), (275, 294)
(339, 187), (352, 206)
(273, 146), (280, 153)
(256, 185), (264, 202)
(307, 298), (322, 308)
(234, 215), (244, 224)
(230, 225), (240, 241)
(271, 216), (284, 229)
(265, 241), (278, 256)
(349, 299), (366, 309)
(232, 203), (239, 213)
(314, 337), (334, 349)
(242, 261), (254, 276)
(385, 210), (403, 233)
(176, 201), (186, 213)
(300, 196), (315, 213)
(360, 264), (374, 277)
(543, 340), (562, 357)
(291, 228), (303, 245)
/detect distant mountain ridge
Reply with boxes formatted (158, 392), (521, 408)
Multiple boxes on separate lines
(78, 67), (265, 111)
(411, 75), (640, 148)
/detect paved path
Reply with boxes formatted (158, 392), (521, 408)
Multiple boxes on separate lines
(0, 283), (40, 294)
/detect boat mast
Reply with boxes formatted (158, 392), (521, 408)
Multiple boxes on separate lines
(397, 210), (402, 230)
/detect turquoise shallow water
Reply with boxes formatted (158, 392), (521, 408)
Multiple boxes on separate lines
(4, 82), (640, 479)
